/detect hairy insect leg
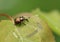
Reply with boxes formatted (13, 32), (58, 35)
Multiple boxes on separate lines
(25, 19), (29, 22)
(22, 22), (26, 25)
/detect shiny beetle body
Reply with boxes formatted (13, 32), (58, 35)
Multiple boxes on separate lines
(14, 16), (29, 25)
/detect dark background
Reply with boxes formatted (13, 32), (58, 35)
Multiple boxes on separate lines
(0, 0), (60, 42)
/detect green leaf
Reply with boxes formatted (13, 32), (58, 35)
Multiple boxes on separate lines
(0, 15), (55, 42)
(14, 15), (55, 42)
(32, 9), (60, 36)
(0, 20), (18, 42)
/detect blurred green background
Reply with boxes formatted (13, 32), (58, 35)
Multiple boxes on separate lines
(0, 0), (60, 42)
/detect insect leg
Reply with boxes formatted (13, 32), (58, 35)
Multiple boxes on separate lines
(25, 19), (29, 22)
